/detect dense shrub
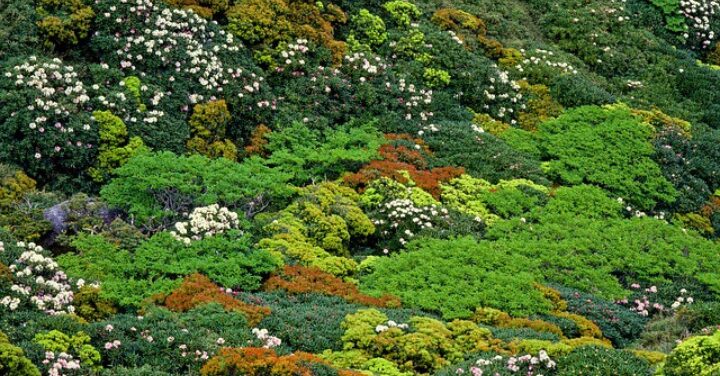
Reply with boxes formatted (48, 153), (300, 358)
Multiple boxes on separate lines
(344, 134), (465, 198)
(157, 273), (271, 326)
(264, 266), (400, 307)
(58, 232), (280, 307)
(186, 100), (238, 161)
(261, 121), (383, 185)
(0, 331), (40, 376)
(100, 151), (292, 228)
(538, 105), (677, 210)
(257, 182), (374, 275)
(424, 124), (550, 185)
(35, 0), (95, 50)
(553, 286), (646, 348)
(334, 308), (494, 374)
(201, 347), (361, 376)
(360, 236), (552, 319)
(556, 346), (652, 376)
(662, 330), (720, 375)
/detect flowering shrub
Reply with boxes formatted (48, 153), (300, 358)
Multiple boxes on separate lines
(263, 265), (400, 307)
(93, 0), (267, 109)
(369, 198), (451, 249)
(552, 286), (646, 348)
(251, 328), (282, 348)
(443, 351), (556, 376)
(34, 330), (102, 375)
(0, 241), (86, 315)
(169, 204), (240, 245)
(158, 273), (270, 326)
(0, 57), (97, 182)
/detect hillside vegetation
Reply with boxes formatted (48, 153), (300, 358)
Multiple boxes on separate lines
(2, 0), (720, 374)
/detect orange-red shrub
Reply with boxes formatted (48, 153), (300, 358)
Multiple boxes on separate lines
(344, 134), (464, 198)
(245, 124), (272, 156)
(160, 274), (270, 326)
(264, 265), (401, 308)
(200, 347), (364, 376)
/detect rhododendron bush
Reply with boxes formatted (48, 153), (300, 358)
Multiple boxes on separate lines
(4, 0), (720, 373)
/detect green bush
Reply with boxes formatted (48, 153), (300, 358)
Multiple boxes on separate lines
(35, 0), (95, 49)
(556, 346), (652, 376)
(0, 331), (40, 376)
(662, 330), (720, 376)
(262, 121), (383, 185)
(383, 1), (420, 27)
(360, 236), (552, 319)
(100, 151), (293, 227)
(58, 232), (280, 307)
(538, 105), (677, 210)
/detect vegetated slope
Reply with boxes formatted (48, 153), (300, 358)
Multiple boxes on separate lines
(2, 0), (720, 374)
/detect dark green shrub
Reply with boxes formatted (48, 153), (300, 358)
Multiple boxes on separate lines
(556, 346), (652, 376)
(550, 74), (615, 108)
(553, 286), (646, 348)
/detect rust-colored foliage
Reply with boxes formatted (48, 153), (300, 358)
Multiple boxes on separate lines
(431, 8), (504, 58)
(0, 262), (12, 282)
(159, 274), (270, 326)
(245, 124), (272, 156)
(264, 265), (401, 308)
(344, 134), (464, 198)
(201, 347), (364, 376)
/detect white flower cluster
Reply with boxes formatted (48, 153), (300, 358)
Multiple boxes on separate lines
(5, 57), (93, 159)
(0, 241), (4, 252)
(275, 39), (311, 72)
(375, 320), (409, 333)
(252, 328), (282, 348)
(447, 31), (464, 45)
(100, 0), (264, 103)
(44, 351), (81, 376)
(375, 200), (449, 246)
(343, 52), (388, 77)
(515, 49), (578, 75)
(679, 0), (720, 48)
(482, 65), (524, 125)
(397, 78), (437, 132)
(458, 351), (555, 375)
(170, 204), (240, 245)
(671, 288), (695, 309)
(1, 242), (89, 315)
